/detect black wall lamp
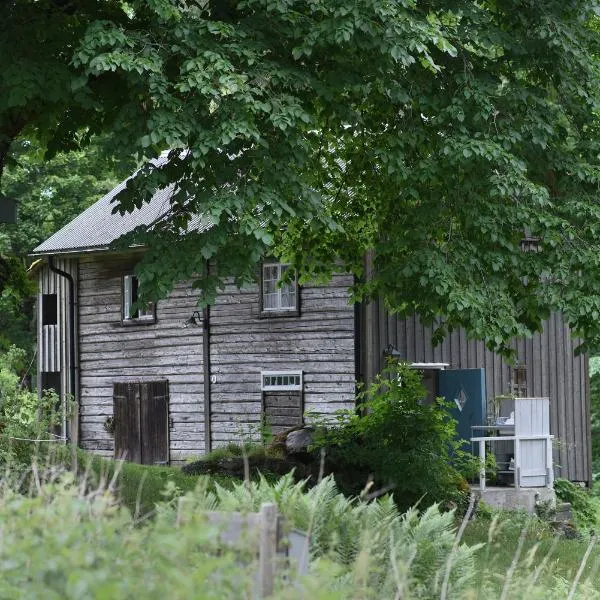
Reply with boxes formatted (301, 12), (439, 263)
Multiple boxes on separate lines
(383, 344), (405, 361)
(188, 310), (203, 327)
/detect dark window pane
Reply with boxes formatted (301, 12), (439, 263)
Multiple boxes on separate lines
(42, 293), (58, 325)
(132, 276), (139, 303)
(41, 372), (61, 395)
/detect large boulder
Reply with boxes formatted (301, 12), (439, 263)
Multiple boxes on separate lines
(285, 427), (314, 454)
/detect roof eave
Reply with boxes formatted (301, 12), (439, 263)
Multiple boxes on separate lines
(29, 244), (146, 259)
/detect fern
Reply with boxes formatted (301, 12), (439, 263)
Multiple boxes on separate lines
(0, 464), (595, 599)
(183, 473), (480, 598)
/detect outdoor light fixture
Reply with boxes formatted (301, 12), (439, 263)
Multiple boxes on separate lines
(187, 310), (203, 327)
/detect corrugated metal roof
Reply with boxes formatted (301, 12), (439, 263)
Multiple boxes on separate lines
(32, 148), (339, 256)
(32, 154), (208, 255)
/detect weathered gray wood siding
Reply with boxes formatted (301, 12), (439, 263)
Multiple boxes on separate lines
(361, 302), (591, 484)
(208, 274), (356, 447)
(77, 254), (205, 463)
(76, 254), (356, 460)
(37, 258), (78, 439)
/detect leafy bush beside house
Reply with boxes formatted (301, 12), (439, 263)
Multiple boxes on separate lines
(554, 478), (599, 532)
(312, 362), (473, 510)
(0, 346), (61, 465)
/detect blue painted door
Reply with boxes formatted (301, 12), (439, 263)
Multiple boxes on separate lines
(438, 369), (487, 450)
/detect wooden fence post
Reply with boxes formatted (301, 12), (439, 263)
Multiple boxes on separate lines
(258, 503), (278, 597)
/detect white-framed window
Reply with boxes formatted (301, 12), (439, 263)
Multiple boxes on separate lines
(123, 275), (155, 322)
(261, 371), (303, 391)
(262, 263), (297, 312)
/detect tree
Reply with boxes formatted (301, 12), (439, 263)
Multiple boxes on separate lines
(0, 137), (135, 255)
(4, 0), (600, 354)
(0, 0), (133, 179)
(0, 136), (134, 351)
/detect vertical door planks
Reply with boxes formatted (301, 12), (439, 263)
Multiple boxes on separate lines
(113, 380), (169, 465)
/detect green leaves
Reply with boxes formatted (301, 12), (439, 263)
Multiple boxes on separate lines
(314, 362), (473, 509)
(0, 136), (135, 351)
(5, 0), (600, 351)
(0, 346), (62, 464)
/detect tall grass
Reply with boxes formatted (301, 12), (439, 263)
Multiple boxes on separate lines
(1, 458), (600, 599)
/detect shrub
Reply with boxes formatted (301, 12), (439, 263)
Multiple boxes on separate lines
(312, 361), (474, 510)
(555, 478), (598, 531)
(0, 346), (62, 465)
(0, 473), (252, 599)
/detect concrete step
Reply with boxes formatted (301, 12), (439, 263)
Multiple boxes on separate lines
(470, 485), (556, 514)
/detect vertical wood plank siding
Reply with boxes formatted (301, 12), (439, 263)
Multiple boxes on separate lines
(139, 380), (170, 465)
(75, 254), (355, 461)
(38, 259), (77, 419)
(208, 274), (356, 447)
(113, 382), (142, 464)
(361, 308), (591, 484)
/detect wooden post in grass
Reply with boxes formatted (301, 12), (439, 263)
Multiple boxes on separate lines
(258, 502), (278, 597)
(205, 502), (307, 598)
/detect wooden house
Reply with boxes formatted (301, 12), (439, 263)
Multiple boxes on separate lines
(31, 172), (592, 484)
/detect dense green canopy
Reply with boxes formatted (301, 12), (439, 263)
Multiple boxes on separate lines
(0, 137), (134, 350)
(3, 0), (600, 354)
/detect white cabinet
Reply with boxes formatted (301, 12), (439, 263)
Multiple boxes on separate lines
(471, 397), (553, 490)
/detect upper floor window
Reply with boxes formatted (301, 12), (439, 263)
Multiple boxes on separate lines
(261, 263), (299, 315)
(123, 275), (155, 323)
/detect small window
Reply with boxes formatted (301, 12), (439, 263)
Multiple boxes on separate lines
(41, 372), (61, 394)
(42, 293), (58, 326)
(123, 275), (155, 323)
(261, 371), (303, 391)
(261, 263), (298, 314)
(511, 365), (527, 397)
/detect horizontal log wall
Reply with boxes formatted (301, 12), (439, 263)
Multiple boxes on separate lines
(361, 301), (591, 484)
(78, 254), (205, 463)
(209, 274), (356, 447)
(76, 254), (356, 460)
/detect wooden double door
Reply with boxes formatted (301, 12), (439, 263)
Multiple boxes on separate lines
(113, 380), (169, 465)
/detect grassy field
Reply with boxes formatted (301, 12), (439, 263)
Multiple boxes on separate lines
(11, 446), (600, 597)
(49, 447), (236, 517)
(33, 444), (600, 596)
(89, 449), (600, 591)
(462, 506), (600, 596)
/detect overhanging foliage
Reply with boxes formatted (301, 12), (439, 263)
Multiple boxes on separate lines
(4, 1), (600, 353)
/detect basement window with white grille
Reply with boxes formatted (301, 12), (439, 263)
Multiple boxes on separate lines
(122, 275), (155, 323)
(261, 371), (303, 391)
